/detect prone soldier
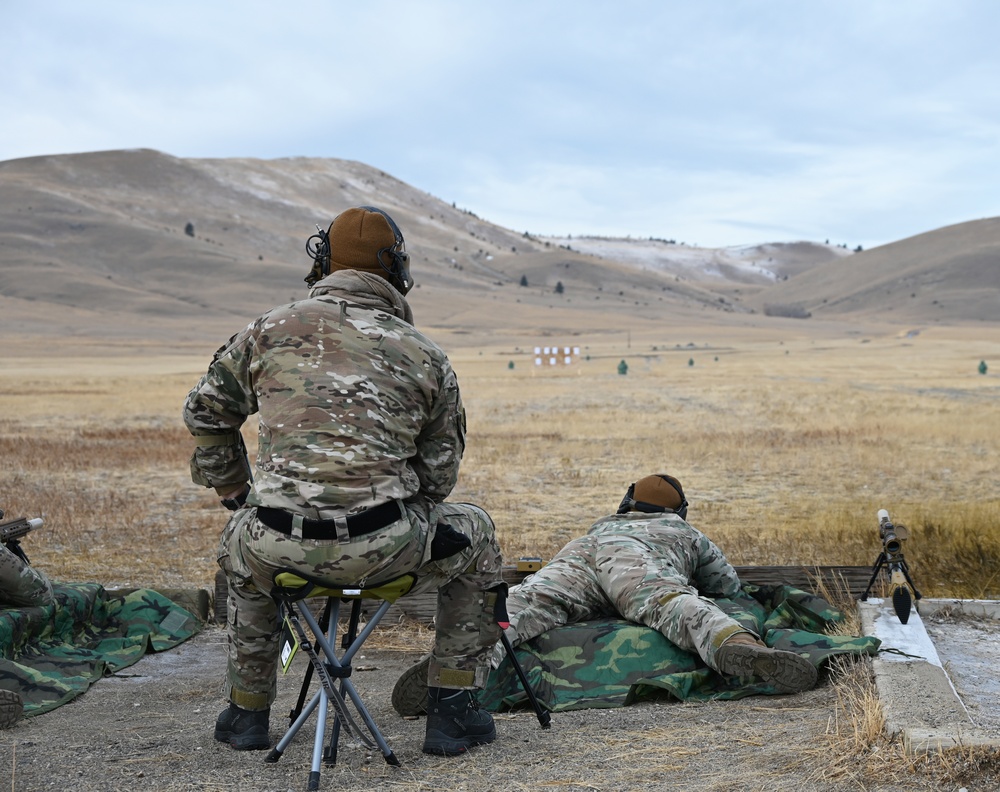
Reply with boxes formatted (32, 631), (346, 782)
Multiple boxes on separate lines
(393, 474), (818, 715)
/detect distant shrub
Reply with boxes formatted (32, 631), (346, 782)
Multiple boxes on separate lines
(763, 304), (812, 319)
(184, 222), (195, 237)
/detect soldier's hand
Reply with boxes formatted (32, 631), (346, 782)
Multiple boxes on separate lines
(219, 484), (250, 511)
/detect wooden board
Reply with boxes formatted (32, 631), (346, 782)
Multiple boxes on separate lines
(391, 564), (875, 625)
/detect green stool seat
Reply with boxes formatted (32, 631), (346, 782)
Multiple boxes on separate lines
(272, 571), (415, 603)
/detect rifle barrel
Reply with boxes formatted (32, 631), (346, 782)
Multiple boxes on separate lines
(0, 516), (43, 543)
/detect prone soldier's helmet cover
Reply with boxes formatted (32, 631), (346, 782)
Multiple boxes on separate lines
(617, 474), (688, 519)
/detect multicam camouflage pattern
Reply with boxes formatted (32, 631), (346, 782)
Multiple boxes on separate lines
(0, 582), (200, 716)
(498, 512), (746, 671)
(183, 270), (465, 512)
(481, 584), (881, 712)
(220, 501), (503, 709)
(185, 270), (501, 709)
(0, 545), (53, 608)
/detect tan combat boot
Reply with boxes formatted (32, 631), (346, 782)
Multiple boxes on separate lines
(392, 654), (430, 717)
(715, 633), (817, 694)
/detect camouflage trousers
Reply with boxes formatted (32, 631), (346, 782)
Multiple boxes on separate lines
(218, 501), (503, 711)
(501, 533), (746, 670)
(0, 545), (54, 608)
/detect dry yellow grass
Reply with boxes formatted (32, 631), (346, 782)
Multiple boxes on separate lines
(819, 655), (1000, 788)
(1, 325), (999, 599)
(3, 325), (1000, 789)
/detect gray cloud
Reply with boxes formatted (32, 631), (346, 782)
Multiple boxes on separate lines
(2, 1), (999, 249)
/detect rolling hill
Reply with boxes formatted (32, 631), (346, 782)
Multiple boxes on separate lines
(1, 149), (997, 351)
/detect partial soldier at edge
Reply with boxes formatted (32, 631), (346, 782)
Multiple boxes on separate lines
(1, 508), (53, 729)
(0, 509), (53, 610)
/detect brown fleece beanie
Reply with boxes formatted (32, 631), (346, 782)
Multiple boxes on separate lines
(326, 207), (398, 279)
(632, 474), (685, 511)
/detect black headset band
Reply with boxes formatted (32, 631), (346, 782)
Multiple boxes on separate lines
(354, 205), (411, 293)
(616, 480), (689, 518)
(357, 205), (404, 246)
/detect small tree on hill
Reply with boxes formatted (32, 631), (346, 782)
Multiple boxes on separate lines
(519, 274), (528, 287)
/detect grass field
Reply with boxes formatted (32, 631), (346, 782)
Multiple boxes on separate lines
(2, 325), (998, 599)
(3, 325), (999, 789)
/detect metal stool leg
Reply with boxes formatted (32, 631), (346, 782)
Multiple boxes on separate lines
(265, 689), (323, 762)
(309, 685), (328, 790)
(297, 598), (399, 766)
(266, 590), (401, 789)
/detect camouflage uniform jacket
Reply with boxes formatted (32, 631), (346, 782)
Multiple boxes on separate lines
(182, 270), (466, 516)
(495, 511), (747, 668)
(0, 543), (54, 608)
(586, 512), (742, 598)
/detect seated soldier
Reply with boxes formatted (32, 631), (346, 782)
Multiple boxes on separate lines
(185, 207), (503, 757)
(393, 474), (817, 715)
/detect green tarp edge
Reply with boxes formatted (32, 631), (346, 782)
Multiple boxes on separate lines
(0, 582), (201, 716)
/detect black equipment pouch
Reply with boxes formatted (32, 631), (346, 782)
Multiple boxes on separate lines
(430, 522), (472, 561)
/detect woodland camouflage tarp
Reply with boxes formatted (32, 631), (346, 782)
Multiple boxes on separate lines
(0, 582), (201, 716)
(481, 584), (881, 712)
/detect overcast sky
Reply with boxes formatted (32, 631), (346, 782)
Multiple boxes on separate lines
(3, 2), (999, 249)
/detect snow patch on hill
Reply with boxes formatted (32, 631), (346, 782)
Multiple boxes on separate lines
(540, 236), (850, 284)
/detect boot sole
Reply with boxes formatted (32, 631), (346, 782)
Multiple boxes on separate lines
(0, 689), (24, 729)
(214, 726), (270, 750)
(422, 723), (496, 756)
(717, 644), (817, 694)
(392, 654), (430, 717)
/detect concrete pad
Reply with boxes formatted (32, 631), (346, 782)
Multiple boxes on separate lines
(859, 597), (1000, 753)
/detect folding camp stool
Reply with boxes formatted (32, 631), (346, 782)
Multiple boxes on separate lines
(264, 569), (415, 790)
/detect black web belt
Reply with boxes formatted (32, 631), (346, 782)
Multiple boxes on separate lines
(256, 500), (403, 540)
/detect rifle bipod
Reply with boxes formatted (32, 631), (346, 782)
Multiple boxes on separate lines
(499, 630), (551, 729)
(494, 586), (551, 730)
(860, 508), (922, 625)
(860, 551), (922, 625)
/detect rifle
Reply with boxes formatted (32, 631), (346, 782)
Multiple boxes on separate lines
(860, 508), (921, 624)
(0, 508), (44, 565)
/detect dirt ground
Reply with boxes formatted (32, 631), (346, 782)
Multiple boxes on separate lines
(3, 624), (994, 792)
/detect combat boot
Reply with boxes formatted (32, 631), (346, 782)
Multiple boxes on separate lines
(214, 702), (270, 750)
(715, 633), (817, 694)
(0, 689), (23, 729)
(422, 687), (496, 756)
(392, 654), (430, 717)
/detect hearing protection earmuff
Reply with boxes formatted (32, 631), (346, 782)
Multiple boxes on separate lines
(358, 205), (412, 294)
(304, 206), (412, 294)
